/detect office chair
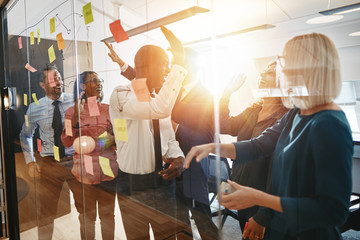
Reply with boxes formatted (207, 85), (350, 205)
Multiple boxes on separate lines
(208, 154), (238, 229)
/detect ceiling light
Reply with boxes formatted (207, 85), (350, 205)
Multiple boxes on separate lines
(306, 15), (343, 24)
(349, 31), (360, 37)
(319, 3), (360, 15)
(184, 24), (276, 46)
(101, 6), (210, 43)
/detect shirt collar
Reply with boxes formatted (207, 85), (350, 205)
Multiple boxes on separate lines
(45, 92), (65, 103)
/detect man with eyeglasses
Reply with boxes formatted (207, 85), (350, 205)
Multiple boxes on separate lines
(19, 64), (74, 240)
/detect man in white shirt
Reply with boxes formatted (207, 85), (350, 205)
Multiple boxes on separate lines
(109, 26), (188, 239)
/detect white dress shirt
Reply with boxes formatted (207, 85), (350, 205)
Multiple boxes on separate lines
(110, 65), (187, 174)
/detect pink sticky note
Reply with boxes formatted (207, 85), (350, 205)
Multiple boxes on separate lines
(132, 78), (150, 102)
(83, 154), (94, 175)
(65, 119), (73, 136)
(37, 139), (42, 152)
(109, 19), (129, 43)
(47, 72), (56, 87)
(87, 96), (100, 116)
(25, 63), (37, 72)
(18, 37), (23, 49)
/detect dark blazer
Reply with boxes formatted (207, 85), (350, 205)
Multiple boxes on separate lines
(171, 83), (214, 205)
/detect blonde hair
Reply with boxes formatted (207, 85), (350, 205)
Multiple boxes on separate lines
(279, 33), (342, 109)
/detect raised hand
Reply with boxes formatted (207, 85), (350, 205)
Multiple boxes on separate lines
(160, 25), (184, 66)
(104, 40), (125, 67)
(223, 73), (247, 96)
(72, 92), (86, 128)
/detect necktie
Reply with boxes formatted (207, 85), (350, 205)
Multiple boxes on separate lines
(52, 100), (65, 158)
(153, 119), (162, 173)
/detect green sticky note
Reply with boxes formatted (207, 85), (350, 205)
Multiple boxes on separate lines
(50, 17), (55, 33)
(30, 32), (34, 45)
(114, 119), (128, 142)
(24, 115), (29, 127)
(48, 45), (56, 63)
(53, 146), (60, 161)
(24, 93), (27, 106)
(83, 2), (94, 25)
(32, 93), (39, 105)
(37, 29), (41, 44)
(99, 156), (115, 177)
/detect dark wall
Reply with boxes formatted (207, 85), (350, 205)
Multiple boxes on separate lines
(8, 35), (64, 147)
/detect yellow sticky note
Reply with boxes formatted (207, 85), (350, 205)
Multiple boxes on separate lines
(24, 115), (29, 127)
(50, 17), (55, 33)
(99, 131), (107, 138)
(24, 93), (27, 106)
(48, 45), (56, 63)
(83, 2), (94, 25)
(65, 119), (73, 136)
(30, 32), (34, 45)
(114, 119), (128, 142)
(99, 156), (115, 178)
(53, 146), (60, 161)
(37, 29), (40, 44)
(56, 32), (65, 50)
(32, 93), (39, 105)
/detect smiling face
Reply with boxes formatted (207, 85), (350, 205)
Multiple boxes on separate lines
(82, 72), (103, 101)
(257, 62), (277, 89)
(41, 69), (63, 100)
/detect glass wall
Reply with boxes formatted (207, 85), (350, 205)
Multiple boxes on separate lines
(3, 0), (360, 239)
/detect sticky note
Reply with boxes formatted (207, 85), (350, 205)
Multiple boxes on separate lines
(24, 93), (27, 106)
(114, 118), (128, 142)
(37, 139), (42, 152)
(50, 17), (55, 33)
(98, 131), (107, 138)
(132, 78), (151, 102)
(99, 156), (114, 178)
(32, 93), (39, 105)
(83, 155), (94, 175)
(65, 119), (73, 136)
(25, 63), (37, 72)
(24, 115), (29, 127)
(56, 32), (65, 50)
(37, 29), (41, 44)
(18, 37), (22, 49)
(87, 96), (100, 116)
(83, 2), (94, 25)
(47, 72), (56, 87)
(30, 32), (34, 45)
(48, 45), (56, 63)
(109, 19), (129, 43)
(53, 146), (60, 161)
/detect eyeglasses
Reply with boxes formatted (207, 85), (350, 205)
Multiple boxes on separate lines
(85, 78), (104, 85)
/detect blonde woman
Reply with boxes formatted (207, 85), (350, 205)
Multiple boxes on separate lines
(184, 33), (353, 240)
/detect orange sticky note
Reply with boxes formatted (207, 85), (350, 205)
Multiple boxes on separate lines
(87, 96), (100, 116)
(47, 72), (56, 87)
(48, 45), (56, 63)
(132, 78), (150, 102)
(24, 93), (28, 106)
(109, 19), (129, 43)
(114, 119), (128, 142)
(18, 37), (22, 49)
(83, 2), (94, 25)
(24, 115), (29, 127)
(32, 93), (39, 105)
(53, 146), (60, 161)
(30, 32), (34, 45)
(37, 29), (41, 44)
(83, 155), (94, 175)
(65, 119), (73, 136)
(50, 17), (55, 33)
(37, 139), (42, 152)
(56, 32), (65, 50)
(99, 156), (114, 178)
(25, 63), (37, 72)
